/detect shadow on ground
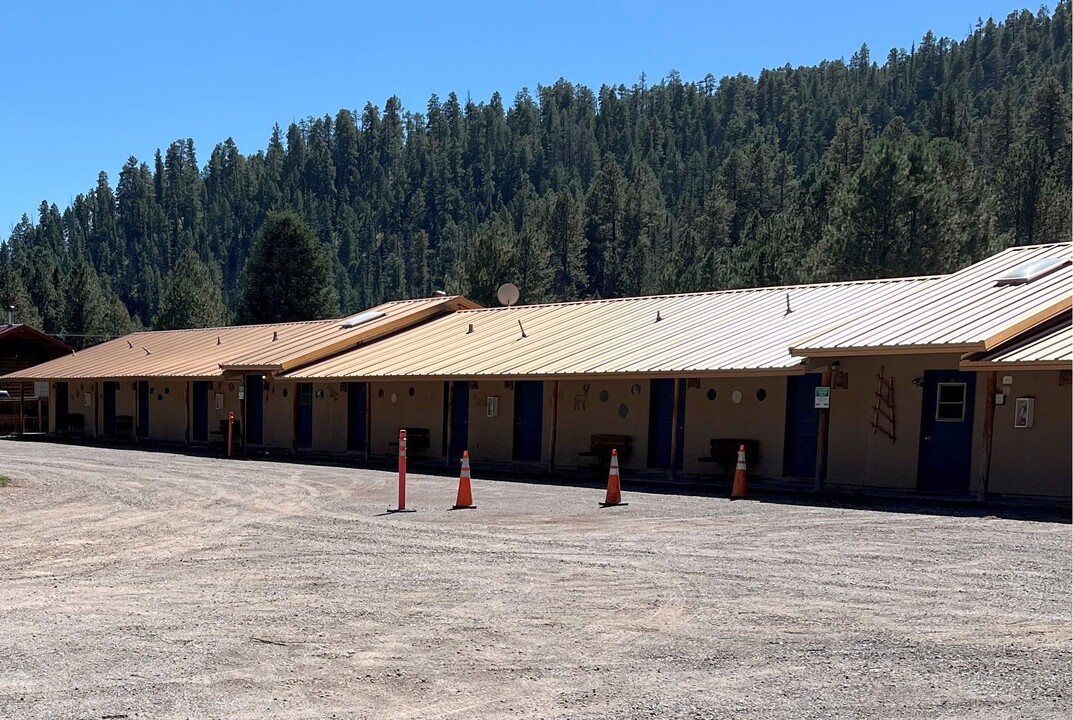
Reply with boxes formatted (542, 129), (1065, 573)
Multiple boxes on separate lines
(6, 433), (1069, 524)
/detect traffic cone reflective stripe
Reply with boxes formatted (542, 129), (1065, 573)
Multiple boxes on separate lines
(599, 449), (628, 507)
(731, 444), (748, 499)
(451, 451), (476, 510)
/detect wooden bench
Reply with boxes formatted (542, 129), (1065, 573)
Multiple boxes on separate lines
(115, 415), (134, 439)
(388, 428), (431, 455)
(579, 434), (632, 472)
(698, 438), (760, 475)
(65, 413), (85, 436)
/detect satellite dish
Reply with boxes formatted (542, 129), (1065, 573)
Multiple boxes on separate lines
(496, 283), (521, 307)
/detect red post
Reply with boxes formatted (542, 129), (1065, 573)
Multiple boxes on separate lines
(388, 428), (415, 513)
(227, 411), (235, 458)
(398, 428), (407, 509)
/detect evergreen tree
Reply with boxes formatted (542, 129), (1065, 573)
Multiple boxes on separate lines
(237, 211), (340, 324)
(153, 248), (230, 329)
(1, 3), (1069, 318)
(0, 248), (43, 329)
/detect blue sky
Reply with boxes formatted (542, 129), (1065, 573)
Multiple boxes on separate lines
(0, 0), (1027, 235)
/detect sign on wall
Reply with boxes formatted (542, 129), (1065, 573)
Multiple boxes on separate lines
(814, 386), (831, 409)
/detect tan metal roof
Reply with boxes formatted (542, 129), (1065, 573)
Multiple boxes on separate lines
(284, 276), (936, 380)
(960, 314), (1072, 370)
(1, 296), (475, 381)
(790, 243), (1073, 356)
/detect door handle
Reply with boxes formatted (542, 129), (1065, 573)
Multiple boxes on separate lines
(924, 435), (931, 441)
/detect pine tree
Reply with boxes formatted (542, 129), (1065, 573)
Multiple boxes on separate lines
(0, 248), (43, 329)
(153, 248), (230, 329)
(237, 212), (340, 324)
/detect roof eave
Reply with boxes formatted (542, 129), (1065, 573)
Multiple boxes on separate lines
(789, 343), (983, 358)
(959, 360), (1073, 371)
(219, 364), (283, 373)
(978, 298), (1073, 351)
(283, 365), (809, 382)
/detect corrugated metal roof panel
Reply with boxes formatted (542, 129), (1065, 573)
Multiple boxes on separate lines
(790, 243), (1072, 355)
(284, 276), (936, 380)
(1, 297), (472, 380)
(961, 314), (1072, 370)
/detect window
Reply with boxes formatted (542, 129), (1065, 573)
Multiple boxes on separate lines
(935, 383), (966, 422)
(300, 384), (312, 406)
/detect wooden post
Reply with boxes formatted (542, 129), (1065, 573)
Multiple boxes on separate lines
(549, 380), (559, 476)
(980, 371), (997, 502)
(365, 382), (372, 461)
(185, 382), (191, 444)
(814, 370), (831, 492)
(443, 380), (453, 468)
(18, 392), (25, 436)
(669, 378), (682, 481)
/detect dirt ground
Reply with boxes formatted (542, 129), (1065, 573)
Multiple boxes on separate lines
(0, 440), (1069, 720)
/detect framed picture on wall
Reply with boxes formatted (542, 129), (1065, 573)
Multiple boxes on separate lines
(1014, 397), (1035, 428)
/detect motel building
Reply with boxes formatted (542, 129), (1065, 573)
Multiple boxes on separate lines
(3, 243), (1070, 504)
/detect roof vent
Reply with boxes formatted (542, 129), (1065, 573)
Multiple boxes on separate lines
(340, 310), (387, 329)
(432, 290), (447, 297)
(995, 257), (1069, 286)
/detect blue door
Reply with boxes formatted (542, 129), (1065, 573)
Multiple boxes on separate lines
(245, 374), (264, 445)
(192, 381), (210, 443)
(137, 380), (149, 439)
(512, 381), (543, 462)
(54, 382), (68, 433)
(103, 381), (117, 437)
(346, 382), (367, 454)
(449, 381), (470, 460)
(296, 383), (313, 449)
(784, 374), (822, 478)
(648, 379), (684, 470)
(918, 370), (976, 493)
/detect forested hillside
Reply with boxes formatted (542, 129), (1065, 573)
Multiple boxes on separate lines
(1, 4), (1069, 346)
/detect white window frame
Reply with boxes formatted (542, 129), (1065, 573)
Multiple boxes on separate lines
(935, 382), (967, 422)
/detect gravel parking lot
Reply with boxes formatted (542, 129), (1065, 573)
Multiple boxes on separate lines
(0, 439), (1069, 719)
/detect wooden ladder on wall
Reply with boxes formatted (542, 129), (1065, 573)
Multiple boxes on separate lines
(872, 366), (896, 442)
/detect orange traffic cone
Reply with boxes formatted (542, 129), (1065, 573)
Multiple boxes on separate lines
(451, 451), (476, 510)
(599, 449), (628, 507)
(731, 444), (748, 499)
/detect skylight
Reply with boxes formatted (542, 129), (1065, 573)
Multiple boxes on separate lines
(340, 310), (386, 329)
(994, 257), (1069, 286)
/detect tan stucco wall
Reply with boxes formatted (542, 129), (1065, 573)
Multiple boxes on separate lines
(554, 379), (650, 470)
(212, 377), (244, 440)
(143, 379), (187, 442)
(60, 382), (93, 435)
(369, 381), (444, 459)
(114, 382), (137, 425)
(465, 380), (519, 464)
(681, 377), (787, 478)
(985, 370), (1072, 498)
(311, 381), (348, 453)
(824, 354), (969, 490)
